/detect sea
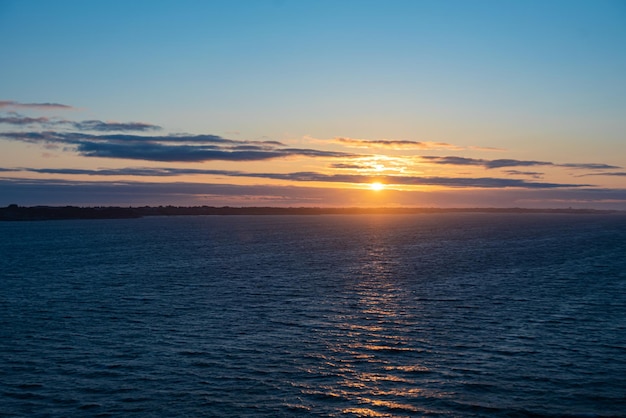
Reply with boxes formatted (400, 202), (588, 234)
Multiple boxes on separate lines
(1, 213), (625, 417)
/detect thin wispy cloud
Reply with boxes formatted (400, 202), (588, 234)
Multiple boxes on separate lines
(334, 137), (464, 150)
(468, 146), (506, 152)
(330, 163), (370, 169)
(0, 113), (161, 132)
(503, 170), (544, 179)
(330, 137), (504, 152)
(559, 163), (622, 170)
(0, 114), (51, 125)
(421, 156), (621, 170)
(0, 100), (74, 110)
(72, 120), (162, 132)
(577, 172), (626, 177)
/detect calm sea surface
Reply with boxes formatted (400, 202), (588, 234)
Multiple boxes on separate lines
(1, 213), (625, 417)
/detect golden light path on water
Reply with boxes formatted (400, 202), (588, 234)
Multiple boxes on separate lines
(299, 220), (444, 417)
(339, 239), (428, 416)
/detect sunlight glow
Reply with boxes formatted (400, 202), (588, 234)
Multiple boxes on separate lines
(370, 182), (384, 191)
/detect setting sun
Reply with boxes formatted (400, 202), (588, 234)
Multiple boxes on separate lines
(370, 182), (384, 191)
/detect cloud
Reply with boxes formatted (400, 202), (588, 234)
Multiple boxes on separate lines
(0, 114), (51, 125)
(577, 172), (626, 177)
(1, 131), (272, 146)
(421, 156), (622, 170)
(250, 172), (586, 189)
(73, 120), (161, 132)
(487, 159), (554, 169)
(0, 100), (74, 110)
(334, 137), (464, 150)
(468, 145), (506, 152)
(330, 163), (370, 169)
(421, 156), (484, 166)
(421, 156), (552, 169)
(503, 170), (544, 179)
(0, 113), (162, 132)
(75, 142), (280, 162)
(559, 163), (622, 170)
(72, 120), (162, 132)
(17, 167), (268, 177)
(9, 166), (589, 188)
(0, 131), (352, 162)
(73, 143), (349, 162)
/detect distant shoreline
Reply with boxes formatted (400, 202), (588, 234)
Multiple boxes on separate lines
(0, 205), (623, 221)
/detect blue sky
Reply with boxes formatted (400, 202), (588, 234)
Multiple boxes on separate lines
(1, 0), (625, 208)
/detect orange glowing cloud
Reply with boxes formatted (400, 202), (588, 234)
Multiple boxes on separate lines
(333, 137), (464, 151)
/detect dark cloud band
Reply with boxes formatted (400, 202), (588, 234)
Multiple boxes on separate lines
(7, 166), (588, 189)
(0, 130), (351, 162)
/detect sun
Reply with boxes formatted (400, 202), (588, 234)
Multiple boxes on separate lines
(370, 182), (384, 191)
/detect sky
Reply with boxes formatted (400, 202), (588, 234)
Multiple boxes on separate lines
(1, 0), (625, 208)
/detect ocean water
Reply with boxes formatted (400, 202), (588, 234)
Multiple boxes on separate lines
(1, 213), (625, 417)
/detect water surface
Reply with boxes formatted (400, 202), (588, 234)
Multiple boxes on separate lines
(1, 214), (625, 416)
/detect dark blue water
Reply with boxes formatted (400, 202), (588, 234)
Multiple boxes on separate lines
(1, 213), (625, 417)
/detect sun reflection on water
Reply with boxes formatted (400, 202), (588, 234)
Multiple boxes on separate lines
(299, 225), (439, 416)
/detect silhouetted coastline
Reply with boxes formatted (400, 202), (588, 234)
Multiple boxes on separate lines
(0, 204), (621, 221)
